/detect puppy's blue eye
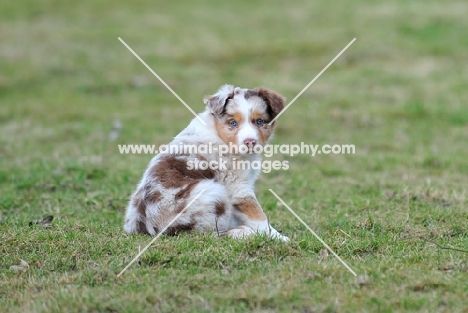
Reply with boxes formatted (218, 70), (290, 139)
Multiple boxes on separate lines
(230, 120), (238, 127)
(256, 119), (264, 126)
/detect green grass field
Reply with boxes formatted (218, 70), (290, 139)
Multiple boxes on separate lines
(1, 0), (468, 312)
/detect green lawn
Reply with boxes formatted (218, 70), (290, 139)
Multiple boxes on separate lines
(1, 0), (467, 312)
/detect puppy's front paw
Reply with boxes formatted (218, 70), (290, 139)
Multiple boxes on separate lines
(268, 229), (290, 242)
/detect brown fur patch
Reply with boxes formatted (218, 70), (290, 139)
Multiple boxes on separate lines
(175, 182), (198, 201)
(251, 110), (266, 122)
(166, 222), (196, 235)
(232, 112), (244, 125)
(214, 117), (238, 145)
(144, 188), (162, 203)
(215, 202), (226, 216)
(258, 127), (272, 145)
(233, 198), (267, 221)
(250, 109), (273, 144)
(131, 191), (149, 234)
(132, 190), (146, 217)
(136, 220), (149, 234)
(129, 190), (150, 234)
(256, 88), (285, 120)
(150, 156), (215, 189)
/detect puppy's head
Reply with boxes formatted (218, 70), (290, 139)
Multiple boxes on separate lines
(204, 85), (285, 153)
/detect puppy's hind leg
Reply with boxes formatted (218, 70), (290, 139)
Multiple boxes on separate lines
(123, 189), (149, 234)
(159, 180), (233, 235)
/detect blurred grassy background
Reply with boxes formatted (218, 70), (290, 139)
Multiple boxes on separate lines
(1, 0), (467, 312)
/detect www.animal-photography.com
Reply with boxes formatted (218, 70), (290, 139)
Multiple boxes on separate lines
(1, 1), (467, 312)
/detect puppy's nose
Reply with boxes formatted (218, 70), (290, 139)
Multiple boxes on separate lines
(244, 138), (257, 146)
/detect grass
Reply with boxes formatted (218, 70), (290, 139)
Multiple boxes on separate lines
(1, 0), (468, 312)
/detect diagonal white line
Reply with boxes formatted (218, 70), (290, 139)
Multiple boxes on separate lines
(117, 189), (206, 277)
(118, 37), (207, 125)
(269, 189), (357, 276)
(269, 38), (356, 125)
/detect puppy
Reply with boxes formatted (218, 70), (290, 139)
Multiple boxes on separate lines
(124, 85), (289, 241)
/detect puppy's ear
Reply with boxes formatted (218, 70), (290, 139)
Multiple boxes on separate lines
(203, 84), (235, 115)
(256, 87), (285, 120)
